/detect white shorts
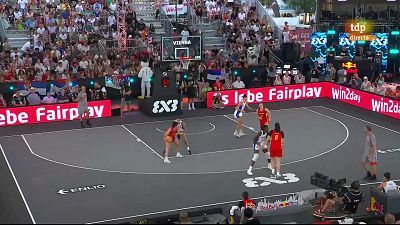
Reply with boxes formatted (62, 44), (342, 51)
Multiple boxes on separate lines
(234, 110), (243, 119)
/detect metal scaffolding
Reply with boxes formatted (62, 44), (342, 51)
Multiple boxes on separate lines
(117, 0), (127, 51)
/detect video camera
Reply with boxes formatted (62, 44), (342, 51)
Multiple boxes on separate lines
(311, 173), (348, 197)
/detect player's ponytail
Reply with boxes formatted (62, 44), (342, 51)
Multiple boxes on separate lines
(274, 122), (281, 132)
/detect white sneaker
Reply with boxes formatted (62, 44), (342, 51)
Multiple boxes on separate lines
(247, 169), (253, 176)
(164, 158), (172, 164)
(271, 169), (276, 175)
(267, 163), (272, 171)
(238, 132), (246, 137)
(234, 131), (238, 137)
(276, 173), (281, 178)
(188, 106), (192, 111)
(192, 105), (196, 110)
(176, 153), (184, 158)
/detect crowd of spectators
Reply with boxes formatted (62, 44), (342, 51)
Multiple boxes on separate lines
(0, 0), (161, 107)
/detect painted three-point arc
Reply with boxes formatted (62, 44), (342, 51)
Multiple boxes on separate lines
(57, 184), (107, 195)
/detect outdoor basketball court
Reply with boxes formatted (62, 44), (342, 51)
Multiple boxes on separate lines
(0, 105), (399, 224)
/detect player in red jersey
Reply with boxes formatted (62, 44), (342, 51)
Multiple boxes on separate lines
(267, 122), (285, 178)
(229, 192), (256, 223)
(163, 121), (183, 164)
(257, 103), (271, 131)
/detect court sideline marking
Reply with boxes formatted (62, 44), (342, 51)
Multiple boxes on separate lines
(0, 144), (36, 224)
(0, 107), (306, 140)
(121, 125), (164, 160)
(16, 107), (349, 175)
(87, 179), (400, 224)
(320, 106), (400, 134)
(155, 123), (216, 136)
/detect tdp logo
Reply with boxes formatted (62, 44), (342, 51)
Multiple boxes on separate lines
(350, 23), (366, 34)
(152, 100), (179, 114)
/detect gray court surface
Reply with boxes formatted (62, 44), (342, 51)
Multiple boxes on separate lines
(0, 106), (399, 224)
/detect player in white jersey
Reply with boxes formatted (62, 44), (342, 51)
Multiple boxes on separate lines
(247, 125), (272, 176)
(233, 95), (255, 138)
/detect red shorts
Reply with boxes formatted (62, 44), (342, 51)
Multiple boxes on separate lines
(259, 120), (269, 130)
(270, 148), (283, 158)
(165, 136), (176, 143)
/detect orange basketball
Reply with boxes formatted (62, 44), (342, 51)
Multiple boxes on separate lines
(165, 136), (173, 143)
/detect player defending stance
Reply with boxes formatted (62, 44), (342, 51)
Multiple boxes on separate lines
(176, 119), (192, 155)
(247, 125), (272, 176)
(257, 103), (271, 130)
(234, 95), (254, 137)
(268, 122), (285, 178)
(164, 122), (183, 164)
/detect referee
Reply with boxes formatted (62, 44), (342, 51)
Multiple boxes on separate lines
(362, 126), (377, 181)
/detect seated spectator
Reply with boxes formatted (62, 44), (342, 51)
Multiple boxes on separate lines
(315, 181), (364, 216)
(201, 82), (213, 100)
(214, 78), (224, 91)
(385, 214), (396, 224)
(361, 77), (372, 91)
(26, 87), (41, 106)
(212, 94), (224, 110)
(369, 82), (378, 94)
(0, 94), (7, 108)
(224, 78), (234, 90)
(385, 88), (396, 98)
(233, 77), (246, 89)
(349, 74), (362, 90)
(249, 77), (261, 88)
(377, 172), (399, 194)
(57, 89), (70, 104)
(11, 91), (26, 107)
(274, 75), (283, 86)
(42, 92), (56, 104)
(311, 63), (321, 82)
(283, 72), (291, 85)
(241, 208), (260, 224)
(395, 86), (400, 100)
(294, 72), (305, 84)
(178, 211), (191, 224)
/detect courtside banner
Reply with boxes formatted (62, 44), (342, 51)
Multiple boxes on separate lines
(206, 83), (330, 108)
(329, 84), (400, 120)
(0, 100), (112, 127)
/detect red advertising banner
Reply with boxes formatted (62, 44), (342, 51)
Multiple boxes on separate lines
(207, 83), (400, 120)
(329, 84), (400, 120)
(0, 100), (112, 127)
(206, 83), (330, 108)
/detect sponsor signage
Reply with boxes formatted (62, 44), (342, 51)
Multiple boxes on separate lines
(207, 83), (400, 120)
(345, 21), (376, 41)
(207, 83), (328, 108)
(0, 100), (112, 127)
(256, 193), (305, 213)
(57, 184), (107, 196)
(162, 4), (187, 16)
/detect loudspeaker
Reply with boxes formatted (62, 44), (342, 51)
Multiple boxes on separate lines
(153, 69), (178, 99)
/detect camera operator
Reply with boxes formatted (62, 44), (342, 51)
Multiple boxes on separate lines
(314, 181), (364, 216)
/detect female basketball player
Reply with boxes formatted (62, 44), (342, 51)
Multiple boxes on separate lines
(267, 122), (285, 178)
(247, 125), (272, 176)
(234, 95), (255, 138)
(257, 103), (271, 131)
(164, 121), (183, 164)
(176, 119), (192, 155)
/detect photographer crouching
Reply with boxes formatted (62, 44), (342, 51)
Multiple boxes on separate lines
(314, 181), (364, 217)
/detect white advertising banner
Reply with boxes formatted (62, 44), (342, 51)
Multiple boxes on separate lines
(162, 4), (188, 15)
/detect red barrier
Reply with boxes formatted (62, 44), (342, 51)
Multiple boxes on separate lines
(0, 100), (112, 127)
(207, 83), (400, 120)
(206, 83), (330, 107)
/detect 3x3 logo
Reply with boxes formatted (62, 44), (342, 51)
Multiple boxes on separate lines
(152, 100), (179, 114)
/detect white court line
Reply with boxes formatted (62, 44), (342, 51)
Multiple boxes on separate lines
(121, 125), (164, 160)
(319, 106), (400, 134)
(87, 178), (400, 224)
(170, 147), (252, 159)
(0, 107), (307, 140)
(223, 115), (257, 132)
(155, 123), (216, 136)
(0, 143), (37, 224)
(22, 107), (349, 175)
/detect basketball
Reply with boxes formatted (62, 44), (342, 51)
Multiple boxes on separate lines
(165, 136), (173, 143)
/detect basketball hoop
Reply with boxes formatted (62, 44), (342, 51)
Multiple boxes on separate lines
(180, 57), (191, 70)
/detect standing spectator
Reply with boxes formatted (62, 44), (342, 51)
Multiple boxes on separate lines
(233, 77), (246, 89)
(241, 208), (261, 224)
(78, 86), (92, 128)
(283, 72), (291, 85)
(121, 84), (133, 117)
(326, 63), (336, 82)
(201, 82), (212, 101)
(11, 91), (26, 107)
(361, 77), (372, 91)
(350, 74), (363, 90)
(311, 63), (321, 82)
(92, 82), (107, 101)
(0, 94), (7, 108)
(186, 74), (197, 111)
(42, 92), (56, 104)
(26, 87), (41, 106)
